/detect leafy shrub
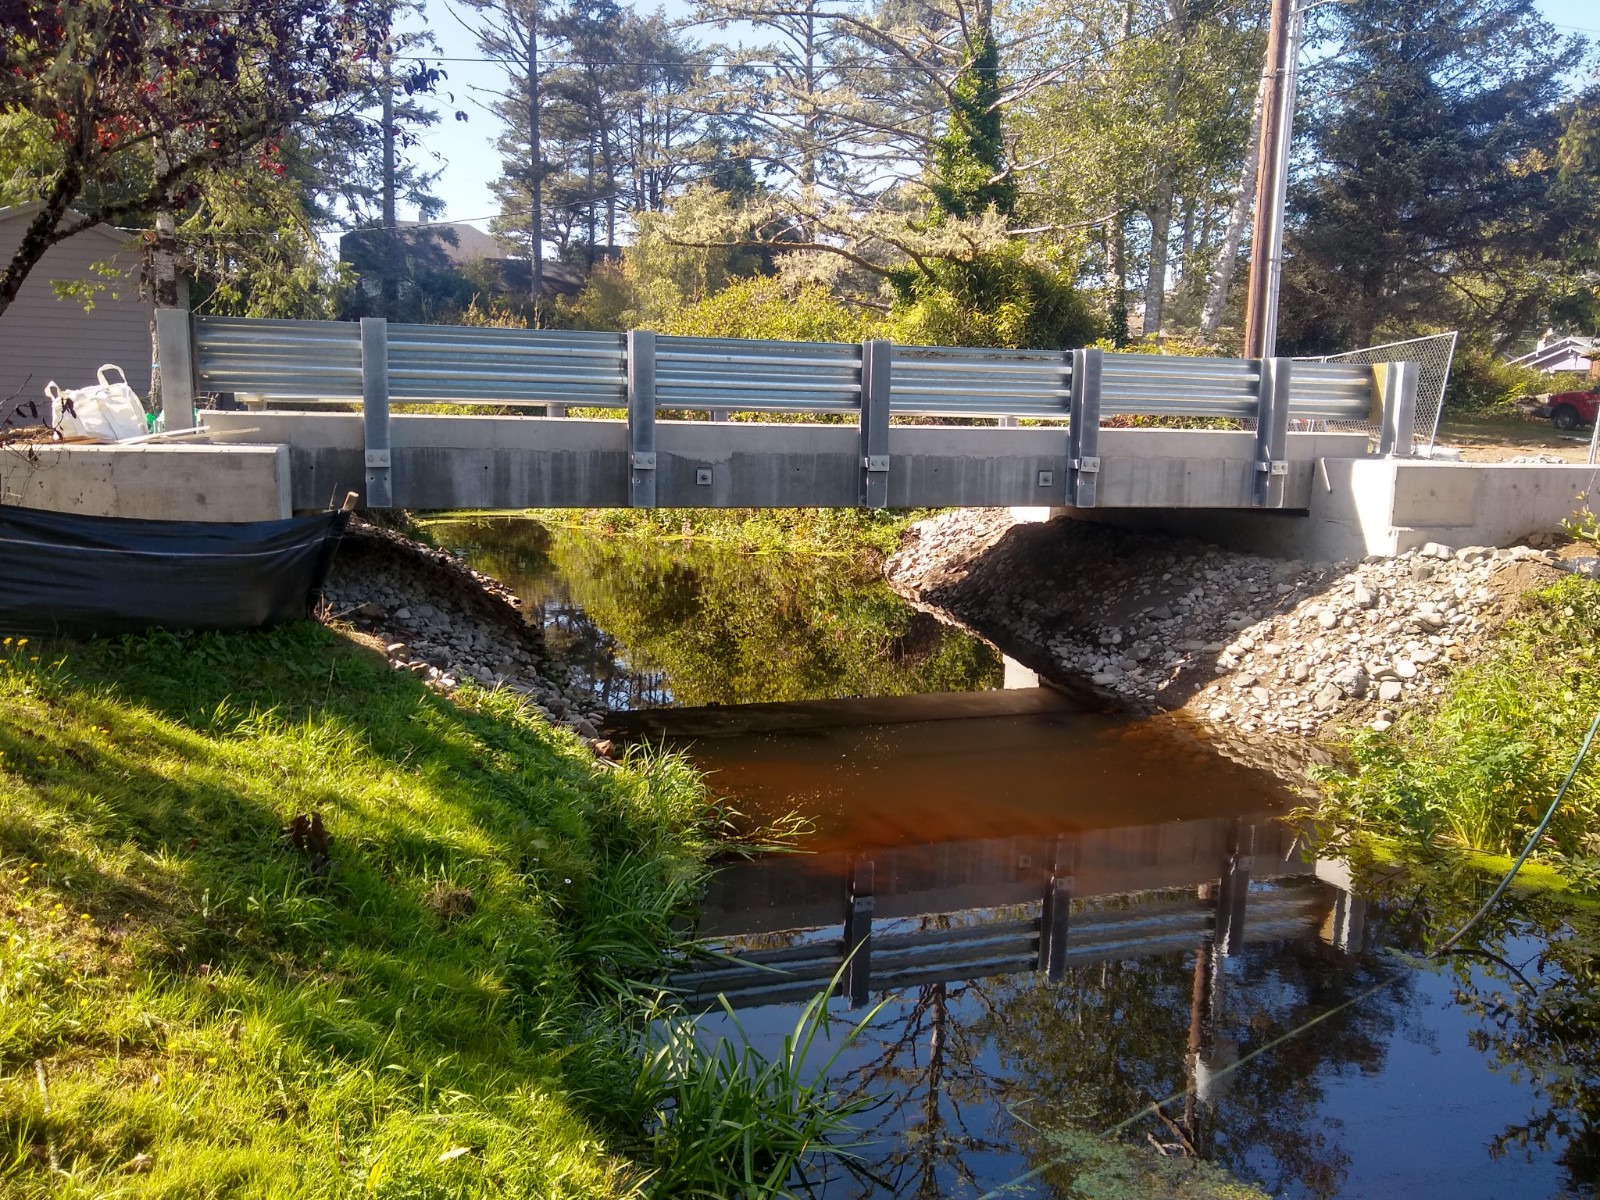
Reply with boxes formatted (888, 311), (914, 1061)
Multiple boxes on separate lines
(884, 242), (1101, 350)
(661, 277), (871, 343)
(1446, 342), (1549, 411)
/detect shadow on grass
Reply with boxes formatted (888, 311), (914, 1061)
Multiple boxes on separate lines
(0, 622), (715, 1193)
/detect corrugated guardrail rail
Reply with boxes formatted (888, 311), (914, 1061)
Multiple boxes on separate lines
(667, 883), (1331, 1011)
(165, 313), (1421, 512)
(189, 316), (1397, 426)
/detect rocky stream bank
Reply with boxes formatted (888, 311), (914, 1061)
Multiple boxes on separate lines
(887, 509), (1600, 753)
(321, 522), (614, 750)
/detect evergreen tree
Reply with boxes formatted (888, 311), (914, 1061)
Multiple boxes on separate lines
(928, 28), (1013, 220)
(1279, 0), (1587, 353)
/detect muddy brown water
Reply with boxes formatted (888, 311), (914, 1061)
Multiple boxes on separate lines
(433, 515), (1596, 1199)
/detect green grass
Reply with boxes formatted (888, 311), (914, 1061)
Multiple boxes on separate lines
(0, 623), (765, 1196)
(1303, 575), (1600, 880)
(631, 986), (880, 1199)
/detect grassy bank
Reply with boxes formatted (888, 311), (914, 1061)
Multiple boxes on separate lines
(0, 623), (847, 1196)
(1304, 574), (1600, 883)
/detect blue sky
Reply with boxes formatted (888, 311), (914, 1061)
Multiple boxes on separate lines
(403, 0), (1600, 232)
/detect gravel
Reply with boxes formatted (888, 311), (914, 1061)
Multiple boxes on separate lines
(886, 509), (1578, 740)
(320, 523), (614, 754)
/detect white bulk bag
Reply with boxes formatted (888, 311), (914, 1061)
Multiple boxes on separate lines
(44, 365), (149, 442)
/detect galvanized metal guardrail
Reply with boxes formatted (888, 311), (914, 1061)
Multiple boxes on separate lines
(156, 311), (1419, 511)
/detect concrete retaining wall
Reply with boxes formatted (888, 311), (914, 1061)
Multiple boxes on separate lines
(1058, 458), (1600, 560)
(0, 443), (290, 522)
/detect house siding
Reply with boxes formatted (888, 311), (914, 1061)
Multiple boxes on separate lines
(0, 215), (152, 424)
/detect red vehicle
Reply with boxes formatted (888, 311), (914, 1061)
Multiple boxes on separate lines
(1534, 386), (1600, 430)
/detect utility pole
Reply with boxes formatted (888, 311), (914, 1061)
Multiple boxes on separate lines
(1243, 0), (1304, 360)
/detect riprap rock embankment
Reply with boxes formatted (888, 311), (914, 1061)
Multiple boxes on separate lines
(886, 509), (1596, 740)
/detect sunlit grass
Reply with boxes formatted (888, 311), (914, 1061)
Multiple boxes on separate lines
(0, 624), (722, 1196)
(1304, 575), (1600, 872)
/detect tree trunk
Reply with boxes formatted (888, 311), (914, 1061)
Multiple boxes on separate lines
(802, 7), (818, 190)
(1105, 211), (1129, 345)
(381, 55), (399, 319)
(1143, 187), (1173, 337)
(1142, 2), (1194, 339)
(526, 16), (545, 321)
(586, 136), (597, 267)
(0, 171), (80, 322)
(1178, 197), (1195, 286)
(1199, 73), (1266, 340)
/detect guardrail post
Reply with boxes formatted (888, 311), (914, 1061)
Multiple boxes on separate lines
(842, 857), (875, 1008)
(1375, 360), (1417, 458)
(1069, 348), (1101, 507)
(1253, 358), (1292, 507)
(154, 308), (197, 431)
(859, 339), (891, 508)
(360, 317), (392, 508)
(1038, 836), (1076, 982)
(628, 330), (657, 508)
(1213, 822), (1255, 957)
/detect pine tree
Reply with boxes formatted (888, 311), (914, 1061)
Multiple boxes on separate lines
(1280, 0), (1587, 352)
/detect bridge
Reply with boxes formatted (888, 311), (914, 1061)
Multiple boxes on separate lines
(9, 311), (1592, 558)
(167, 313), (1408, 513)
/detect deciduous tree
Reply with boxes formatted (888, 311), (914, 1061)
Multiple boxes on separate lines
(0, 0), (420, 319)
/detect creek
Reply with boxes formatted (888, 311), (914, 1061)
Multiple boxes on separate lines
(428, 514), (1600, 1200)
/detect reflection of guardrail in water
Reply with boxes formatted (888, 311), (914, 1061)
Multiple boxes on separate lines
(671, 820), (1361, 1010)
(155, 312), (1419, 512)
(670, 884), (1337, 1011)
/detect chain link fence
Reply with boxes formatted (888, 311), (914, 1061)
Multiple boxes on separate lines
(1303, 332), (1458, 453)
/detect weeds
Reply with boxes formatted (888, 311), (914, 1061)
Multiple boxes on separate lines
(1563, 506), (1600, 550)
(1303, 575), (1600, 874)
(631, 980), (881, 1199)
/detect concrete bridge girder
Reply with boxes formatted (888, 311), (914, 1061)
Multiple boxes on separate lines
(200, 411), (1373, 513)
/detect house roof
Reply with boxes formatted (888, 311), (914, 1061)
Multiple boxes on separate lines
(395, 220), (510, 265)
(0, 201), (139, 247)
(1507, 335), (1596, 371)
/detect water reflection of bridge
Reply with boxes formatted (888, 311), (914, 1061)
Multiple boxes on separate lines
(672, 815), (1363, 1009)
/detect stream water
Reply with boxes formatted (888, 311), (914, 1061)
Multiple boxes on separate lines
(429, 515), (1600, 1200)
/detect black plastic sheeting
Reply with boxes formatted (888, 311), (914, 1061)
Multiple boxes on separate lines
(0, 506), (348, 637)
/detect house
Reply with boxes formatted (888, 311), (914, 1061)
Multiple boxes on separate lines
(0, 203), (153, 427)
(400, 221), (587, 298)
(337, 221), (587, 318)
(1506, 331), (1599, 379)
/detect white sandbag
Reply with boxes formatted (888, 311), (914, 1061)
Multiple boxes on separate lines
(44, 365), (149, 443)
